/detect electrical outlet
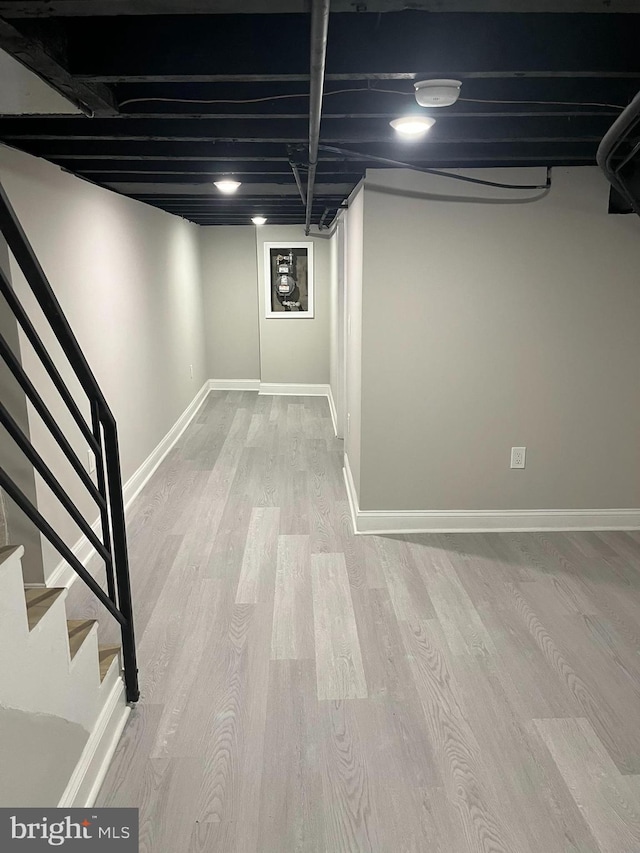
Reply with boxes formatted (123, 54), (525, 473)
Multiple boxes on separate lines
(189, 364), (194, 379)
(87, 448), (96, 474)
(510, 446), (526, 469)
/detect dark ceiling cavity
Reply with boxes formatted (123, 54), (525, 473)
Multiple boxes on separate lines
(0, 3), (639, 227)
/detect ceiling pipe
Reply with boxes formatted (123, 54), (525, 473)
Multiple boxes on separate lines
(597, 89), (640, 217)
(304, 0), (331, 235)
(318, 206), (331, 229)
(289, 160), (307, 207)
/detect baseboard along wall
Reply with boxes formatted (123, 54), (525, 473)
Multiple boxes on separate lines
(48, 380), (338, 588)
(343, 454), (640, 535)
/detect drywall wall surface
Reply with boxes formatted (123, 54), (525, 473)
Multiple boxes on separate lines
(0, 235), (45, 582)
(0, 706), (88, 807)
(359, 166), (640, 511)
(345, 188), (364, 495)
(199, 226), (260, 380)
(0, 48), (81, 116)
(256, 224), (330, 385)
(329, 214), (346, 436)
(0, 144), (206, 578)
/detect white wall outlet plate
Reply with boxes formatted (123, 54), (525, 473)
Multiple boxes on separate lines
(87, 448), (96, 474)
(510, 446), (526, 469)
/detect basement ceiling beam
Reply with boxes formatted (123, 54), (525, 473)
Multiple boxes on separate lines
(62, 14), (640, 80)
(0, 1), (636, 13)
(0, 109), (620, 120)
(104, 181), (353, 195)
(0, 114), (616, 136)
(74, 71), (640, 83)
(2, 134), (606, 144)
(44, 145), (596, 162)
(0, 18), (116, 115)
(71, 156), (595, 176)
(51, 154), (303, 161)
(10, 135), (602, 150)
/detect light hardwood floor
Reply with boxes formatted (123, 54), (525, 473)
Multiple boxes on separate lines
(95, 390), (640, 853)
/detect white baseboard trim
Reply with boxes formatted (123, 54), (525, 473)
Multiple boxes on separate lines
(47, 381), (211, 589)
(58, 677), (130, 807)
(209, 378), (261, 391)
(259, 382), (331, 397)
(46, 379), (334, 588)
(343, 455), (640, 535)
(123, 381), (210, 511)
(327, 386), (338, 437)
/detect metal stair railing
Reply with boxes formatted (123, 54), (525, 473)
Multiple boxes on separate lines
(0, 179), (139, 703)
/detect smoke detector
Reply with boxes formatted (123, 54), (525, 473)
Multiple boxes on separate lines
(414, 79), (462, 107)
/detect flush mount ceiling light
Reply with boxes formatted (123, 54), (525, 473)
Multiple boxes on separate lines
(214, 179), (241, 194)
(251, 216), (267, 225)
(414, 79), (462, 108)
(389, 115), (436, 137)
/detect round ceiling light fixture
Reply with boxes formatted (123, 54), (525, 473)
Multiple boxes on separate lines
(413, 79), (462, 108)
(214, 179), (241, 194)
(251, 216), (267, 225)
(389, 115), (436, 137)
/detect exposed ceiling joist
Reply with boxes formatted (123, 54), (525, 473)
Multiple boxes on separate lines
(5, 110), (614, 120)
(0, 1), (637, 14)
(0, 19), (117, 115)
(0, 114), (616, 138)
(0, 7), (636, 226)
(75, 71), (640, 84)
(103, 182), (353, 195)
(61, 14), (640, 81)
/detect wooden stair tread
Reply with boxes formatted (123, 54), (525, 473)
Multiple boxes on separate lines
(24, 587), (65, 630)
(98, 645), (120, 682)
(66, 619), (96, 660)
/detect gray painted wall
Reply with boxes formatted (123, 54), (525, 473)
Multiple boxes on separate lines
(256, 224), (331, 385)
(0, 48), (80, 116)
(0, 144), (207, 579)
(329, 216), (346, 437)
(358, 166), (640, 511)
(0, 706), (88, 806)
(199, 223), (331, 386)
(200, 226), (261, 380)
(345, 187), (364, 493)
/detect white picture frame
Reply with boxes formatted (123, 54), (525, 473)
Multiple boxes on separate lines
(263, 241), (314, 319)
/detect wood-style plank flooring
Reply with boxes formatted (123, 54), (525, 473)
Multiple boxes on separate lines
(95, 391), (640, 852)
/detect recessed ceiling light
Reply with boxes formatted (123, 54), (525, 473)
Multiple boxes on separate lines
(414, 79), (462, 107)
(389, 115), (436, 137)
(251, 216), (267, 225)
(214, 179), (241, 194)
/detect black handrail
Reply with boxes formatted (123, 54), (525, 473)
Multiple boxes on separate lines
(0, 179), (139, 703)
(0, 333), (105, 507)
(0, 269), (100, 453)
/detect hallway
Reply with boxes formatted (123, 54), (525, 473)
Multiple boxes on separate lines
(96, 391), (640, 852)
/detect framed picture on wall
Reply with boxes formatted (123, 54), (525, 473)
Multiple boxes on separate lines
(264, 241), (314, 318)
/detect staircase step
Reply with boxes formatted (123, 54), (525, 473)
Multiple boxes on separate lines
(66, 619), (97, 660)
(24, 587), (65, 630)
(98, 645), (120, 682)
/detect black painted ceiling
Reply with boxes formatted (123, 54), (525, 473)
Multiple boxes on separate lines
(0, 2), (639, 227)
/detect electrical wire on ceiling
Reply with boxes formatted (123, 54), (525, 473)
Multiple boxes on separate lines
(114, 85), (617, 204)
(118, 88), (627, 111)
(118, 88), (371, 107)
(458, 97), (625, 110)
(318, 143), (552, 190)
